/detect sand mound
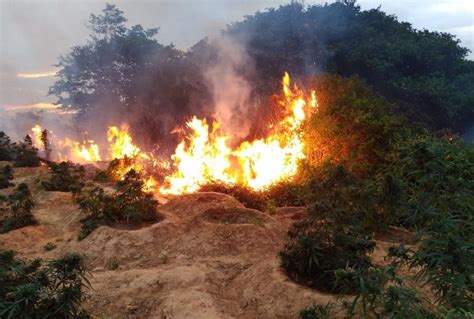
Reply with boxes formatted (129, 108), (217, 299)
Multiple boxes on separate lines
(3, 167), (387, 318)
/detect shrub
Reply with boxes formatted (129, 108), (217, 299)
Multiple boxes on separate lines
(77, 169), (159, 240)
(389, 225), (474, 314)
(0, 165), (14, 189)
(94, 157), (135, 182)
(42, 161), (85, 192)
(280, 217), (375, 293)
(0, 250), (90, 318)
(0, 183), (36, 233)
(385, 134), (474, 229)
(44, 242), (57, 251)
(342, 265), (435, 319)
(264, 180), (309, 207)
(199, 182), (268, 211)
(14, 135), (41, 167)
(383, 135), (474, 313)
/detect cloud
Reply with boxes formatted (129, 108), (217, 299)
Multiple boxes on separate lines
(17, 70), (58, 78)
(2, 102), (59, 112)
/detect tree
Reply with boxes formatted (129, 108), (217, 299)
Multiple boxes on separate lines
(14, 135), (40, 167)
(226, 1), (474, 132)
(0, 132), (14, 161)
(40, 129), (52, 161)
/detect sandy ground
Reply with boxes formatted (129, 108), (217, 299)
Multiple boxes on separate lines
(0, 164), (406, 319)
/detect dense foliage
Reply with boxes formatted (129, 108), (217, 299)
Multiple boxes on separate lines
(226, 1), (473, 132)
(77, 169), (159, 239)
(0, 183), (36, 233)
(42, 161), (85, 192)
(0, 250), (90, 318)
(50, 2), (473, 151)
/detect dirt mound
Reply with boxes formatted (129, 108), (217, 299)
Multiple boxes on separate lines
(201, 207), (270, 225)
(1, 168), (352, 318)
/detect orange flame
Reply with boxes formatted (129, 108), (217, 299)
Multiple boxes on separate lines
(160, 72), (316, 194)
(31, 124), (43, 148)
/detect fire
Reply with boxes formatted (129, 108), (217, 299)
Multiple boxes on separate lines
(161, 117), (235, 194)
(27, 73), (315, 196)
(31, 124), (43, 148)
(160, 72), (316, 194)
(72, 140), (102, 163)
(108, 126), (141, 159)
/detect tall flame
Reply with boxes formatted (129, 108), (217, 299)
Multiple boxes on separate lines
(31, 124), (43, 148)
(27, 73), (315, 195)
(160, 72), (316, 194)
(108, 125), (141, 159)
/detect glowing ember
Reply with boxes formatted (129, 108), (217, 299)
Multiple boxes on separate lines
(160, 72), (317, 194)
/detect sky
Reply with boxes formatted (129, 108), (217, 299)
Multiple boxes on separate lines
(0, 0), (473, 112)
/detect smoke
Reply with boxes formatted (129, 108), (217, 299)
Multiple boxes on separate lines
(204, 36), (255, 143)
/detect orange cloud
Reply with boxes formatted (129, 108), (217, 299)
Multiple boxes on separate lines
(17, 70), (57, 78)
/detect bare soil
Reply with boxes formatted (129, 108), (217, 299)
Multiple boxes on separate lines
(0, 164), (405, 319)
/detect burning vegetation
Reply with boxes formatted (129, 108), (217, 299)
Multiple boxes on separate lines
(1, 1), (473, 318)
(24, 72), (317, 196)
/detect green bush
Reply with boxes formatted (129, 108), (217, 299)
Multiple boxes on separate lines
(77, 169), (159, 240)
(0, 183), (36, 233)
(385, 134), (474, 229)
(342, 265), (435, 319)
(0, 250), (90, 318)
(0, 165), (14, 189)
(280, 216), (375, 293)
(14, 135), (40, 167)
(383, 135), (474, 313)
(42, 161), (85, 192)
(264, 180), (309, 207)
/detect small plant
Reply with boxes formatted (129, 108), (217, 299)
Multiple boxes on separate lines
(0, 250), (90, 318)
(0, 183), (37, 233)
(42, 161), (85, 192)
(299, 302), (334, 319)
(77, 169), (159, 240)
(44, 242), (57, 251)
(14, 135), (41, 167)
(0, 165), (14, 189)
(105, 257), (119, 270)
